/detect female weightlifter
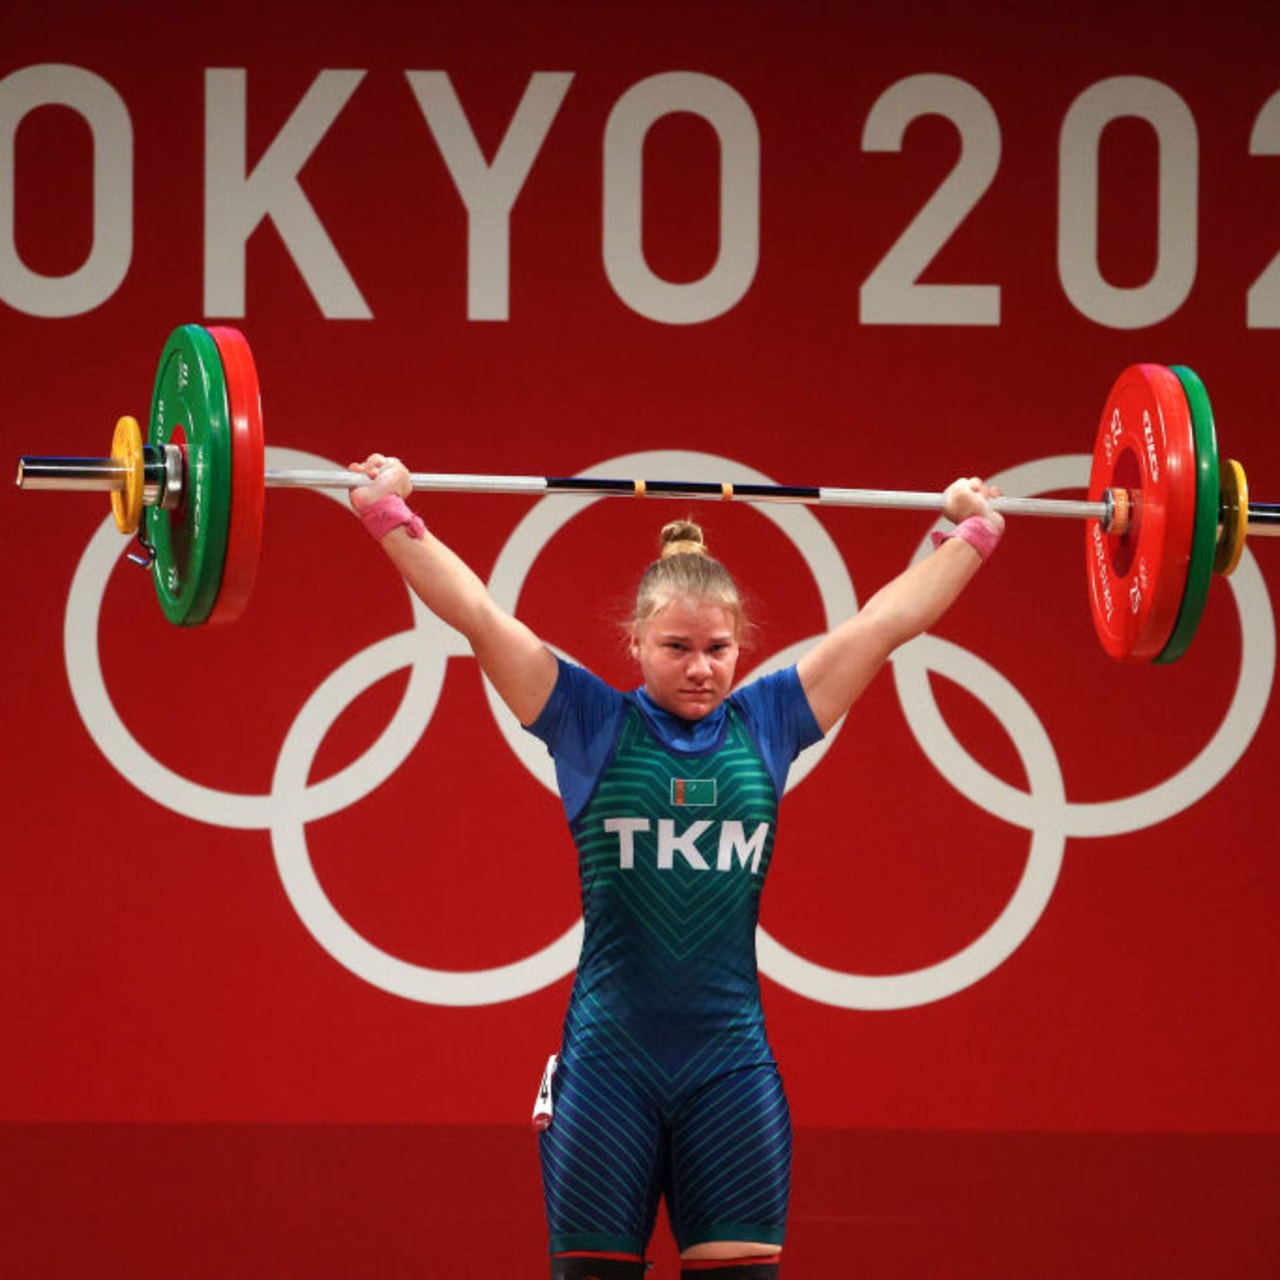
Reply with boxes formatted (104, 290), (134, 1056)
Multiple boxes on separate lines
(347, 454), (1003, 1279)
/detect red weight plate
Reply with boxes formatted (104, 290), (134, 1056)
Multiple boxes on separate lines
(205, 326), (265, 626)
(1085, 363), (1197, 662)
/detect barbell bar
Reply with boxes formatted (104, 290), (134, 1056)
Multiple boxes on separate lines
(19, 457), (1117, 518)
(13, 323), (1280, 660)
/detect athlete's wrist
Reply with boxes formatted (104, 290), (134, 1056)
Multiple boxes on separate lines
(358, 494), (426, 542)
(930, 514), (1002, 562)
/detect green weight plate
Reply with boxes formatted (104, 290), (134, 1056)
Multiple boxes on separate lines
(1155, 365), (1219, 664)
(146, 325), (232, 626)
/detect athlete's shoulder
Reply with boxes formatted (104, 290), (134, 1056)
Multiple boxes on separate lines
(526, 658), (624, 746)
(728, 664), (824, 792)
(731, 663), (817, 729)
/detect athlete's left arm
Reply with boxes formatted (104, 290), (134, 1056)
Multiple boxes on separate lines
(796, 478), (1003, 733)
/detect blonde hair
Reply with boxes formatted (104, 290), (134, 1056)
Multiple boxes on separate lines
(632, 519), (748, 640)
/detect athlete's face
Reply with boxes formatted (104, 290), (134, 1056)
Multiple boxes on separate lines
(633, 596), (740, 720)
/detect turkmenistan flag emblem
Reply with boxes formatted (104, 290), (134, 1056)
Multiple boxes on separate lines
(671, 777), (717, 806)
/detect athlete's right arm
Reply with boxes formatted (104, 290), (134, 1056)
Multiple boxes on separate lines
(348, 454), (559, 727)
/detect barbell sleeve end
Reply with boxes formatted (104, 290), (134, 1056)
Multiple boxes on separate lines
(16, 456), (127, 493)
(1245, 502), (1280, 534)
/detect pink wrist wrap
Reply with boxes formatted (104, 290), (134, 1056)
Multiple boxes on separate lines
(931, 515), (1001, 562)
(359, 494), (426, 542)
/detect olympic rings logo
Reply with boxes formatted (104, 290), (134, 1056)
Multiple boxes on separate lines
(64, 448), (1276, 1010)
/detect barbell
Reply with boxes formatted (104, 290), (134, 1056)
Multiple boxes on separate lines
(14, 323), (1280, 661)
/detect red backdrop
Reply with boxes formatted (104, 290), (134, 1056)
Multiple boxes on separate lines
(3, 1), (1278, 1274)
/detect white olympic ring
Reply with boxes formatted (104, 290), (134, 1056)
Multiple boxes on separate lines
(64, 449), (1274, 1010)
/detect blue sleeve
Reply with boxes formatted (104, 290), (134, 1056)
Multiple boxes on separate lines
(523, 658), (626, 822)
(729, 665), (825, 799)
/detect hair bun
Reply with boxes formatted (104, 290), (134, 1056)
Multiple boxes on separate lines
(659, 519), (707, 558)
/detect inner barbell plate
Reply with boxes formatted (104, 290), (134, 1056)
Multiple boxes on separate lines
(146, 325), (232, 626)
(205, 327), (265, 627)
(1085, 363), (1197, 662)
(1155, 365), (1220, 664)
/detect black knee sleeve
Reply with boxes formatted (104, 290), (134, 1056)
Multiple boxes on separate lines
(680, 1258), (781, 1278)
(551, 1251), (648, 1279)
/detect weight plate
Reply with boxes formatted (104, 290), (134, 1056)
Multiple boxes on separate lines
(110, 414), (144, 535)
(1155, 366), (1220, 664)
(1085, 363), (1198, 662)
(1215, 458), (1249, 577)
(146, 325), (232, 626)
(205, 327), (265, 626)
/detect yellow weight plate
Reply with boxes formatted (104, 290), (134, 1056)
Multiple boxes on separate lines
(1215, 458), (1249, 577)
(109, 414), (144, 534)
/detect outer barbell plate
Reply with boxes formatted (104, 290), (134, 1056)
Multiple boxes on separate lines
(1086, 363), (1198, 662)
(1154, 365), (1220, 664)
(205, 326), (265, 627)
(146, 325), (232, 626)
(1215, 458), (1249, 577)
(109, 414), (144, 535)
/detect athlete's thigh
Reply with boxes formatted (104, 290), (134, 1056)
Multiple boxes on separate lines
(539, 1053), (665, 1254)
(665, 1064), (793, 1252)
